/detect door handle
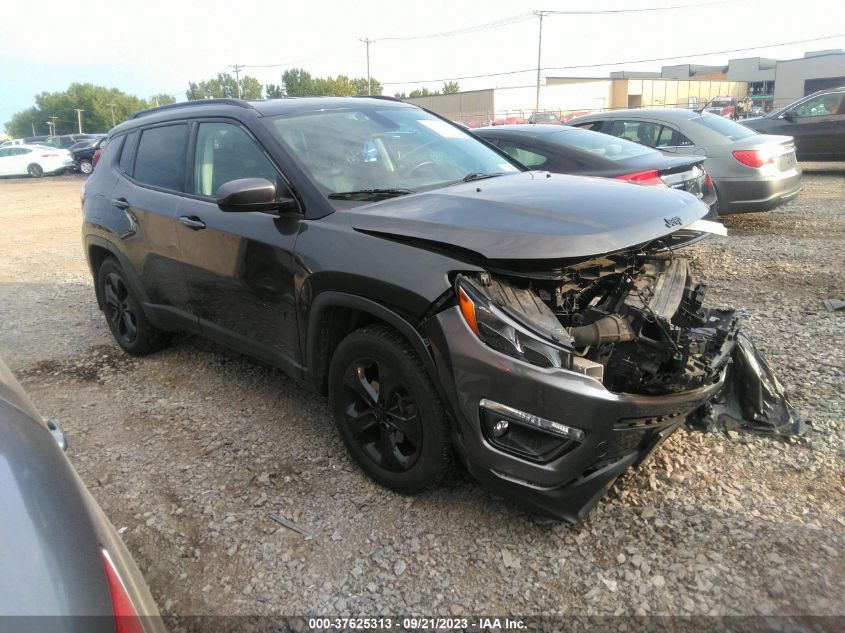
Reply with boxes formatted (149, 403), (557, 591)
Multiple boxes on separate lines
(179, 216), (206, 230)
(111, 198), (130, 209)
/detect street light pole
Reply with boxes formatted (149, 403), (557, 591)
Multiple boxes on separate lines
(360, 38), (373, 95)
(107, 103), (117, 128)
(74, 109), (84, 134)
(535, 11), (546, 115)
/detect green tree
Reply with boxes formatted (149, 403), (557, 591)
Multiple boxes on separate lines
(394, 91), (407, 100)
(408, 87), (439, 98)
(442, 81), (460, 94)
(147, 94), (176, 107)
(281, 68), (382, 97)
(265, 83), (285, 99)
(186, 73), (262, 100)
(4, 83), (154, 136)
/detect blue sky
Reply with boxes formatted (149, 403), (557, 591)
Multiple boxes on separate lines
(1, 0), (840, 131)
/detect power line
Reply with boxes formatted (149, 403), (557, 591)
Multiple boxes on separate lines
(374, 12), (535, 42)
(381, 32), (845, 85)
(538, 0), (738, 16)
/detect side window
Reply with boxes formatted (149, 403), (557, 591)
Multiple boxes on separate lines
(655, 126), (674, 147)
(496, 141), (550, 169)
(0, 149), (9, 158)
(133, 124), (188, 191)
(792, 93), (844, 117)
(193, 122), (279, 197)
(119, 131), (139, 174)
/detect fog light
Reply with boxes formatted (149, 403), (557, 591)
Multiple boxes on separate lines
(480, 399), (585, 442)
(491, 419), (509, 437)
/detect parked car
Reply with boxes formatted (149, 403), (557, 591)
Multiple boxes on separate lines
(42, 134), (101, 149)
(82, 97), (801, 523)
(741, 87), (845, 161)
(527, 111), (562, 125)
(474, 124), (719, 219)
(568, 108), (802, 214)
(1, 135), (50, 147)
(0, 143), (74, 177)
(0, 358), (164, 629)
(72, 136), (108, 174)
(705, 96), (737, 119)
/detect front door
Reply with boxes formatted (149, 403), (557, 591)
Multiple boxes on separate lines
(176, 120), (303, 374)
(771, 91), (845, 159)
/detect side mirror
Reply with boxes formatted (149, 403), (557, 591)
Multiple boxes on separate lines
(782, 110), (797, 121)
(215, 178), (298, 214)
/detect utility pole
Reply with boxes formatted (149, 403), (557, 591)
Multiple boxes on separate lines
(232, 64), (243, 99)
(360, 38), (374, 95)
(31, 122), (36, 136)
(74, 109), (84, 133)
(534, 11), (546, 115)
(51, 116), (58, 136)
(107, 103), (117, 127)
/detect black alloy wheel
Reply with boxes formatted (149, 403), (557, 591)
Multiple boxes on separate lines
(27, 163), (43, 178)
(329, 325), (452, 493)
(103, 272), (138, 346)
(96, 257), (169, 356)
(341, 357), (423, 472)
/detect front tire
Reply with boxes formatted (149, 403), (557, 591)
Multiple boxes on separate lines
(96, 258), (169, 356)
(27, 163), (43, 178)
(328, 325), (452, 494)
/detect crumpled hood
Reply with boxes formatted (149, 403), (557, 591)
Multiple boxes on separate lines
(345, 171), (710, 260)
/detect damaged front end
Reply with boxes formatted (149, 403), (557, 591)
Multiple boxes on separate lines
(442, 246), (803, 521)
(456, 249), (803, 436)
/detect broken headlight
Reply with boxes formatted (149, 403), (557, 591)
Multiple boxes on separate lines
(456, 278), (571, 369)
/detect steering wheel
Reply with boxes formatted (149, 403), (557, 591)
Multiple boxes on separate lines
(407, 160), (438, 178)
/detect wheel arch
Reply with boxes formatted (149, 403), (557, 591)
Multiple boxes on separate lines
(305, 292), (448, 406)
(85, 236), (150, 311)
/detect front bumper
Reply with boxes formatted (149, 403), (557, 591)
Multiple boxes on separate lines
(716, 169), (802, 214)
(427, 307), (726, 523)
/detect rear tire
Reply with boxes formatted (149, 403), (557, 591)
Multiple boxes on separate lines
(27, 163), (43, 178)
(328, 324), (452, 494)
(96, 258), (169, 356)
(79, 160), (93, 175)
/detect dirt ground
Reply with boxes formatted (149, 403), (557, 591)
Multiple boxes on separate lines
(0, 169), (843, 622)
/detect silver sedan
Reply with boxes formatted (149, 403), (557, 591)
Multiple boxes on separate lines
(567, 108), (802, 214)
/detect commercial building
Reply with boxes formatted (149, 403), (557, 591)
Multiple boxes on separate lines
(404, 49), (845, 125)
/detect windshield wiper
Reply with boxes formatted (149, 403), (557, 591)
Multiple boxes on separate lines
(460, 172), (502, 183)
(328, 188), (413, 201)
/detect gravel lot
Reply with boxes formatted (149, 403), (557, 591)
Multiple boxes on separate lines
(0, 169), (843, 623)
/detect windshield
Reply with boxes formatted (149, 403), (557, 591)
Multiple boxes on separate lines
(689, 113), (757, 141)
(548, 129), (655, 161)
(265, 107), (520, 203)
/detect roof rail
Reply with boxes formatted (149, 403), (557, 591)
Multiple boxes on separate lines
(130, 98), (255, 120)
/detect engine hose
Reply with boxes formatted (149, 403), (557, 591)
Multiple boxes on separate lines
(569, 315), (634, 347)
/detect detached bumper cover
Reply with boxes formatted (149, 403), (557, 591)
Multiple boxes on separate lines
(427, 308), (803, 522)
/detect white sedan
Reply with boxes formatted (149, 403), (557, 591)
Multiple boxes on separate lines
(0, 144), (74, 178)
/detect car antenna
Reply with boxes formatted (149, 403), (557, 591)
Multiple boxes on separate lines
(693, 98), (712, 115)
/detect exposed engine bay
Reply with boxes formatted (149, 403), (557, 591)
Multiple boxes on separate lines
(460, 249), (804, 436)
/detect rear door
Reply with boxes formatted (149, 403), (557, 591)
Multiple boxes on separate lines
(175, 119), (303, 373)
(107, 123), (194, 327)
